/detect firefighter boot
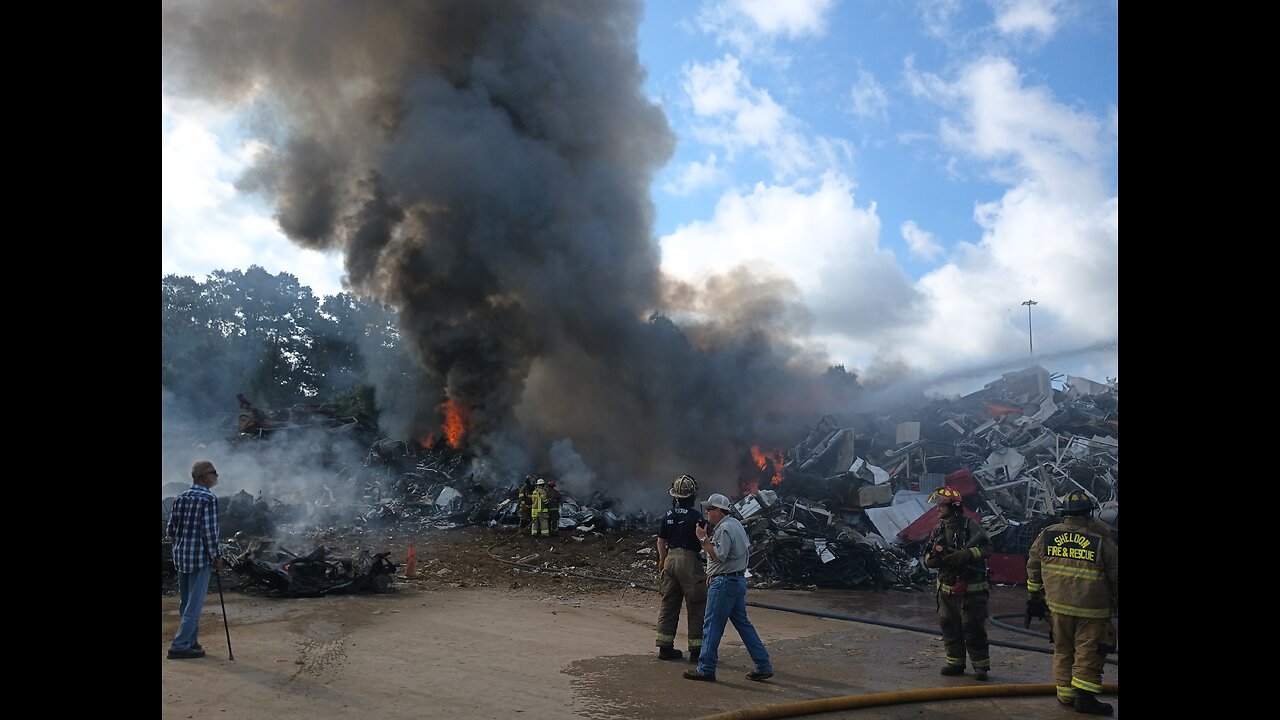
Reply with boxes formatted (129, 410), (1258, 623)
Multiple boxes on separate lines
(939, 664), (965, 676)
(1073, 691), (1113, 716)
(688, 648), (700, 665)
(657, 646), (684, 661)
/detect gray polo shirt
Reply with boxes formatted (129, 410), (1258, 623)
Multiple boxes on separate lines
(706, 515), (750, 576)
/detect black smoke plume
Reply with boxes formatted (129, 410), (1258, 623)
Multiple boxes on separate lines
(162, 0), (854, 507)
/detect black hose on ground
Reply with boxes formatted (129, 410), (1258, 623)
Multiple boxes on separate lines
(990, 611), (1049, 640)
(481, 539), (1115, 666)
(747, 601), (1116, 666)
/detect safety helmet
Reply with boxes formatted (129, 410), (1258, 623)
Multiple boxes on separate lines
(669, 474), (698, 498)
(928, 487), (962, 506)
(536, 478), (546, 486)
(1059, 491), (1096, 514)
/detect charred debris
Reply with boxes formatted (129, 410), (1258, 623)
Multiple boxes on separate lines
(162, 365), (1116, 595)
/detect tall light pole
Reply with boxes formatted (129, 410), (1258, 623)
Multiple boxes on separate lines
(1021, 300), (1038, 355)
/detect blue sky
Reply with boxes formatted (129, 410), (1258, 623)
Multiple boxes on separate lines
(162, 0), (1117, 394)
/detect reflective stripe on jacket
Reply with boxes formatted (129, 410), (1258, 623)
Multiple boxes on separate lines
(1026, 516), (1117, 618)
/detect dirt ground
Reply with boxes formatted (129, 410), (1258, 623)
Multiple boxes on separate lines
(162, 525), (1119, 719)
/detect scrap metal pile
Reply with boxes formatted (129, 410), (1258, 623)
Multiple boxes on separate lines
(731, 365), (1117, 590)
(224, 539), (397, 597)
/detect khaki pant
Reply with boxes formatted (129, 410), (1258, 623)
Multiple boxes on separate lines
(1049, 613), (1116, 700)
(655, 549), (706, 651)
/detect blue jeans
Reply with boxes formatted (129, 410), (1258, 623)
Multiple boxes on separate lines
(171, 564), (212, 651)
(697, 575), (771, 676)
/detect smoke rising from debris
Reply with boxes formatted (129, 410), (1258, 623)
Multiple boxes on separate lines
(162, 0), (857, 505)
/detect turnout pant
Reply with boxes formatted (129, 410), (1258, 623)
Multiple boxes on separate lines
(655, 549), (706, 651)
(1050, 613), (1115, 703)
(531, 513), (550, 536)
(937, 590), (990, 671)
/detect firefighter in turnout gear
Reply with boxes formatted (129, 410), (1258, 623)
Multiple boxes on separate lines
(1027, 491), (1118, 715)
(518, 475), (535, 529)
(544, 477), (562, 536)
(653, 474), (707, 662)
(923, 487), (994, 680)
(530, 478), (551, 537)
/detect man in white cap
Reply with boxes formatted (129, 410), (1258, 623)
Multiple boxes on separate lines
(683, 493), (773, 683)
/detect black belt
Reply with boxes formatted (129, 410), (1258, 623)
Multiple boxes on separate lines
(713, 570), (745, 577)
(669, 547), (699, 553)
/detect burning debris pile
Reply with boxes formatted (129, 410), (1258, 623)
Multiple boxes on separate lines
(163, 365), (1115, 595)
(726, 365), (1117, 590)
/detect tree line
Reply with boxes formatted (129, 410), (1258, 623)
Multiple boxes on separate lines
(162, 266), (421, 425)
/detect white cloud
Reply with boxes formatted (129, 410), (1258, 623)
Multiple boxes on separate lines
(877, 55), (1117, 376)
(696, 0), (834, 59)
(661, 173), (856, 287)
(682, 55), (852, 180)
(917, 0), (963, 40)
(901, 220), (944, 261)
(849, 69), (890, 122)
(726, 0), (833, 37)
(663, 153), (725, 196)
(908, 56), (1107, 202)
(660, 172), (917, 344)
(991, 0), (1062, 39)
(162, 101), (347, 297)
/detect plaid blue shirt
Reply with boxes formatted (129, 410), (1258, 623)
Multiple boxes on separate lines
(166, 484), (221, 573)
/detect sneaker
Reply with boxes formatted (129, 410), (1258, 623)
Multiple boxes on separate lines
(683, 669), (716, 682)
(940, 665), (965, 676)
(657, 647), (684, 661)
(167, 648), (206, 660)
(746, 671), (774, 682)
(973, 669), (989, 681)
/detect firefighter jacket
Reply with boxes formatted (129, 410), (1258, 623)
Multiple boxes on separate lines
(518, 485), (532, 511)
(1026, 515), (1118, 619)
(924, 514), (992, 595)
(544, 486), (561, 511)
(531, 488), (547, 518)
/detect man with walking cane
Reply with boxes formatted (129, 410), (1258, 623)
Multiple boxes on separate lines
(166, 460), (223, 660)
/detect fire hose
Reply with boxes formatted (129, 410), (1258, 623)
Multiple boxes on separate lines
(691, 682), (1119, 720)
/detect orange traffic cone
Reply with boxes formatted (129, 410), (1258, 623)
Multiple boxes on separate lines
(405, 540), (418, 578)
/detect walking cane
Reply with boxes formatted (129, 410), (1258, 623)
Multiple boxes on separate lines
(214, 563), (235, 661)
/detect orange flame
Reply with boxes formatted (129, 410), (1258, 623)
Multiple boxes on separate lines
(441, 398), (471, 449)
(751, 445), (785, 485)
